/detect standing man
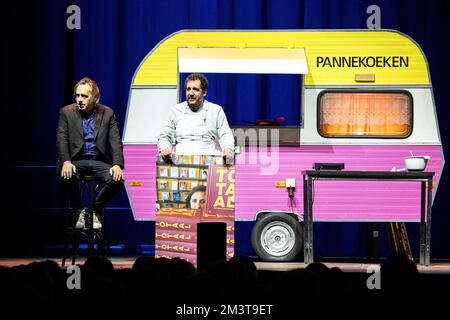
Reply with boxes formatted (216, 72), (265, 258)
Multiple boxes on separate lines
(57, 77), (124, 229)
(158, 73), (234, 158)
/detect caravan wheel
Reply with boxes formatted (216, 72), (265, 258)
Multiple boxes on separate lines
(251, 213), (303, 262)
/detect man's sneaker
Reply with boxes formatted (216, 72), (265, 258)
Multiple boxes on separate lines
(93, 212), (102, 230)
(74, 209), (86, 229)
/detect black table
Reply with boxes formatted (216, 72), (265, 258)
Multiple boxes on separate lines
(302, 170), (435, 265)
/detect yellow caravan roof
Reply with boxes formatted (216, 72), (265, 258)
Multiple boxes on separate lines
(133, 30), (429, 86)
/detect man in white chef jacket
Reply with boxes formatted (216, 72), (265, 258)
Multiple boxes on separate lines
(158, 73), (235, 159)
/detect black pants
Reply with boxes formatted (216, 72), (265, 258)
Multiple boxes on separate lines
(61, 160), (124, 211)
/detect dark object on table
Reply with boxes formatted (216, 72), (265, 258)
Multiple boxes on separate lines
(241, 116), (285, 126)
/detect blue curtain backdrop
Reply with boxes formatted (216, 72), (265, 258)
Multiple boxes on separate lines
(3, 0), (450, 259)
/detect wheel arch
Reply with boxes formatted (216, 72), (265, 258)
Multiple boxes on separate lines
(254, 210), (303, 223)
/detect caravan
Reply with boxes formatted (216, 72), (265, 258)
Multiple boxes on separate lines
(123, 30), (444, 261)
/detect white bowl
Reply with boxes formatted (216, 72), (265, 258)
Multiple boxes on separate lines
(404, 156), (428, 171)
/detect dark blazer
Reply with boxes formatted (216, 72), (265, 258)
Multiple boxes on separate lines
(56, 103), (124, 172)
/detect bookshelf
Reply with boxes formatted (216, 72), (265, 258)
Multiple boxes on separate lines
(156, 155), (220, 209)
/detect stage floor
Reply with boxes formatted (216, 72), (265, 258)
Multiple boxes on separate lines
(1, 257), (450, 274)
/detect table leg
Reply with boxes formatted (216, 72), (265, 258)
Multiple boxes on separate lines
(419, 181), (426, 265)
(425, 177), (433, 266)
(303, 176), (314, 264)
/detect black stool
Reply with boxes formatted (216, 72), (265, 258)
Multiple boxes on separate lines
(62, 175), (105, 266)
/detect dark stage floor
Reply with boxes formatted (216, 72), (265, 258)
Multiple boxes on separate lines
(2, 256), (450, 274)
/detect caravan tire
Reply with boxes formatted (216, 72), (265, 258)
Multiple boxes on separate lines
(251, 213), (303, 262)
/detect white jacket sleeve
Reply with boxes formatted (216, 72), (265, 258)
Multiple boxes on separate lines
(157, 107), (176, 152)
(216, 108), (235, 151)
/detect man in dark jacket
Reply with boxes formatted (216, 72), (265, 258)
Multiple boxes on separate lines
(57, 77), (124, 229)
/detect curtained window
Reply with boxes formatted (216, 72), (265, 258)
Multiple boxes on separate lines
(318, 92), (412, 138)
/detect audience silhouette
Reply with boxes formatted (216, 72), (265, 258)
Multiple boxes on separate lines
(0, 251), (446, 309)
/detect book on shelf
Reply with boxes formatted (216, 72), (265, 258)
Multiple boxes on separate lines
(159, 180), (168, 189)
(159, 167), (169, 177)
(193, 155), (201, 165)
(205, 155), (213, 165)
(177, 155), (184, 164)
(170, 167), (178, 177)
(189, 168), (197, 178)
(180, 168), (188, 178)
(178, 155), (191, 164)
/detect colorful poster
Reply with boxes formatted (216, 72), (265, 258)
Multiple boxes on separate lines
(204, 163), (235, 260)
(155, 155), (235, 266)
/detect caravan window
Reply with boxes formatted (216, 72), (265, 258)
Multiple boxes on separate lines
(318, 91), (412, 138)
(180, 73), (302, 126)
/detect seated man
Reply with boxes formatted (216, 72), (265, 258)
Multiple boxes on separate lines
(56, 77), (124, 229)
